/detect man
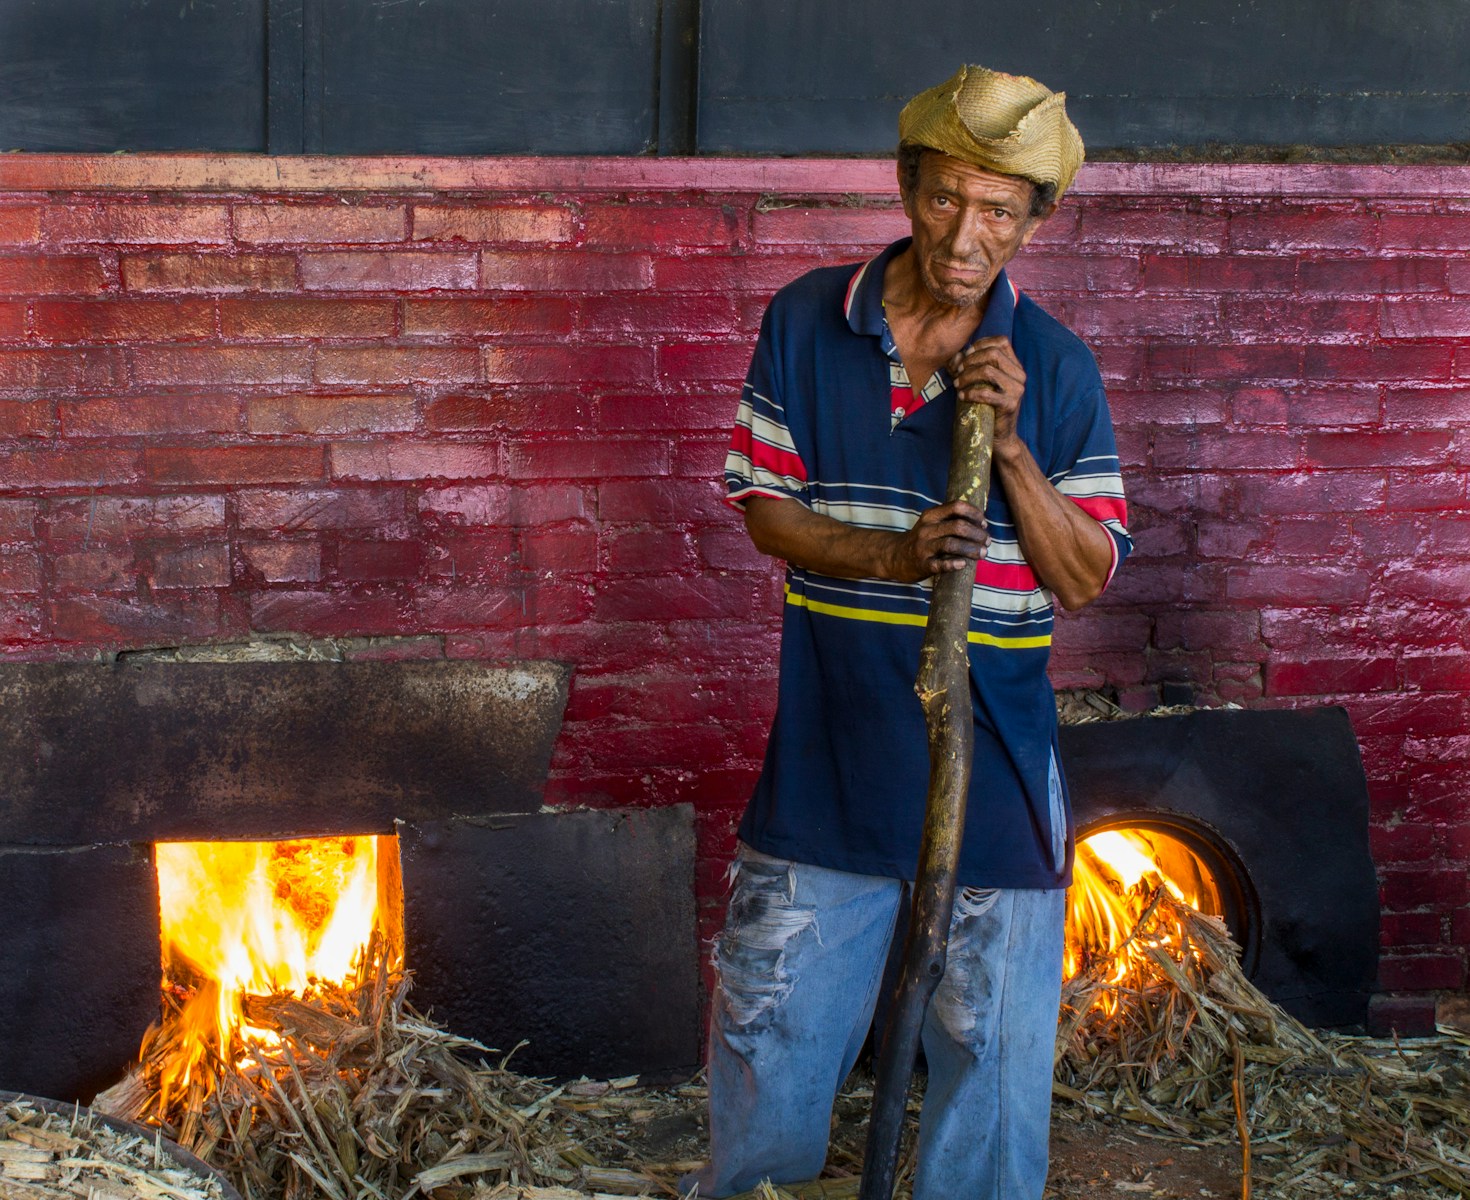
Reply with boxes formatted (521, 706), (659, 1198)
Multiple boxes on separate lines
(685, 67), (1131, 1200)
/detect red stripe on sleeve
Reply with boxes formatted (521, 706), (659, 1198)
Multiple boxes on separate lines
(975, 559), (1038, 592)
(1068, 494), (1128, 525)
(726, 486), (800, 511)
(730, 423), (808, 482)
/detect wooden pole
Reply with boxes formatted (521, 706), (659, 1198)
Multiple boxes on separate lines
(858, 398), (995, 1200)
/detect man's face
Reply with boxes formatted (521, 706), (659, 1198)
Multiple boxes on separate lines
(899, 151), (1053, 309)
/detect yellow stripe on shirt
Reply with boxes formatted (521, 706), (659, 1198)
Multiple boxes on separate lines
(784, 587), (1053, 649)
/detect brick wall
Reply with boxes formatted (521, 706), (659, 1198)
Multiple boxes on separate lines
(1, 157), (1466, 1001)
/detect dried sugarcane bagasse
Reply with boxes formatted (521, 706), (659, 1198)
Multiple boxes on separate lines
(1055, 888), (1470, 1199)
(0, 1092), (231, 1200)
(88, 918), (1470, 1200)
(93, 944), (697, 1200)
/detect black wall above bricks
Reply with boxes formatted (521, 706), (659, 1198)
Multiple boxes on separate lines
(700, 0), (1470, 153)
(2, 0), (1466, 153)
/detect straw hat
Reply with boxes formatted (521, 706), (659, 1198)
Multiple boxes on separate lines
(898, 65), (1084, 200)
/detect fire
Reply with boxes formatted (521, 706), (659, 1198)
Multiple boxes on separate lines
(153, 835), (396, 1105)
(1064, 827), (1220, 1011)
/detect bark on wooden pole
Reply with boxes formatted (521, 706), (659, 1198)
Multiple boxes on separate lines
(858, 398), (995, 1200)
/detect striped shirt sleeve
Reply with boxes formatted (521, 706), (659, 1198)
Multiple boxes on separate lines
(1051, 389), (1132, 586)
(725, 310), (808, 510)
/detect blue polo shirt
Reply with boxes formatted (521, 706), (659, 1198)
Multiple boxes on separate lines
(726, 238), (1131, 890)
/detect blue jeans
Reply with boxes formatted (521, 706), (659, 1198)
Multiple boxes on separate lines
(682, 845), (1065, 1200)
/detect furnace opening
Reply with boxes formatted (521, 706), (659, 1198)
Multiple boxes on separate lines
(150, 834), (404, 1112)
(1065, 819), (1258, 1007)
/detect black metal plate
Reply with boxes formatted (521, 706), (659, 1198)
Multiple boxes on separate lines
(0, 845), (160, 1102)
(0, 662), (569, 843)
(399, 804), (700, 1080)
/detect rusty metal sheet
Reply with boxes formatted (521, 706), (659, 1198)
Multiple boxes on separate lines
(0, 661), (569, 843)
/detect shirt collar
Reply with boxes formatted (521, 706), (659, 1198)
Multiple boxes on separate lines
(843, 236), (1019, 346)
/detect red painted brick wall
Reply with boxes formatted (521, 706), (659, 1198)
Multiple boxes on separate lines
(1, 157), (1466, 1000)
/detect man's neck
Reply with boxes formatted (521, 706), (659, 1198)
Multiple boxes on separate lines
(882, 246), (989, 394)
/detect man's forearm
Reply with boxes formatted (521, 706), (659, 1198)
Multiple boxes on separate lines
(744, 495), (988, 585)
(948, 338), (1117, 611)
(993, 439), (1114, 611)
(745, 497), (905, 580)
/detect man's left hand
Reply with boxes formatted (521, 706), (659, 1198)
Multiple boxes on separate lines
(949, 336), (1025, 451)
(948, 335), (1115, 611)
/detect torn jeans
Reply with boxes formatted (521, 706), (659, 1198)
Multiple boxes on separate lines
(682, 844), (1065, 1200)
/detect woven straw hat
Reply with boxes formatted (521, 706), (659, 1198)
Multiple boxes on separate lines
(898, 65), (1084, 200)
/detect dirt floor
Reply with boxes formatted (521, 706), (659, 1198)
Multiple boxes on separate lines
(536, 1008), (1470, 1200)
(1047, 1114), (1242, 1199)
(621, 1078), (1249, 1199)
(622, 1073), (1464, 1200)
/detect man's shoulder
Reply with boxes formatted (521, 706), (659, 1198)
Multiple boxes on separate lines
(765, 261), (864, 324)
(1014, 291), (1093, 362)
(1013, 291), (1103, 393)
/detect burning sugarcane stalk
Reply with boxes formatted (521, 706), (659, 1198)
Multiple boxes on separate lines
(96, 943), (603, 1200)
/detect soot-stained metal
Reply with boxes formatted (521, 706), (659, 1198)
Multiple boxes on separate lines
(0, 660), (568, 843)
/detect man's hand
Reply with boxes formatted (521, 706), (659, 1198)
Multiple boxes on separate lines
(886, 500), (988, 583)
(949, 336), (1026, 452)
(946, 335), (1116, 610)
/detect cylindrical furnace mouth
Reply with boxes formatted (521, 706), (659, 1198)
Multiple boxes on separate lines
(1068, 816), (1261, 983)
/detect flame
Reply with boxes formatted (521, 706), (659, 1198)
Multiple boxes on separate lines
(1064, 828), (1216, 1012)
(153, 836), (391, 1105)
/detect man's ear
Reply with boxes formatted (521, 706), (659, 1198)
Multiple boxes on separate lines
(1020, 202), (1059, 247)
(896, 159), (916, 221)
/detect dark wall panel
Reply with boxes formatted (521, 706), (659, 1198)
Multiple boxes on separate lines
(317, 0), (660, 154)
(698, 0), (1470, 153)
(0, 2), (1466, 161)
(0, 0), (266, 151)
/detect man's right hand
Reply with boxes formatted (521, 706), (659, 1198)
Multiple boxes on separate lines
(886, 500), (989, 582)
(745, 495), (988, 584)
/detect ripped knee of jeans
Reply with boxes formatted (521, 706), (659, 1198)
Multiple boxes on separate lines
(931, 886), (1001, 1046)
(953, 884), (1001, 923)
(714, 858), (819, 1030)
